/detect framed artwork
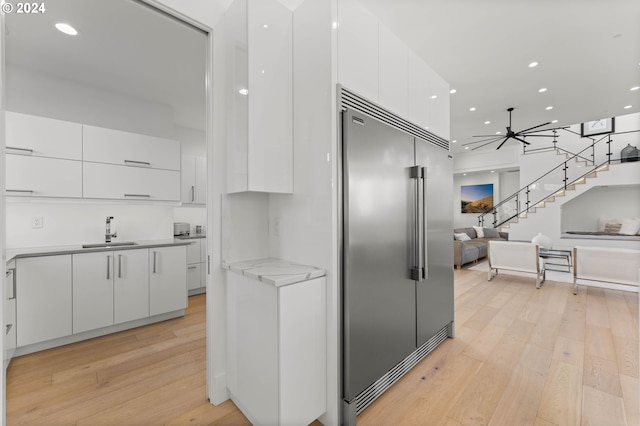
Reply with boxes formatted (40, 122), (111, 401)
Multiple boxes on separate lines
(461, 183), (493, 213)
(581, 117), (615, 137)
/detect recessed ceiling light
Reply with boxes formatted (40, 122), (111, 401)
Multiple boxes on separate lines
(552, 120), (558, 123)
(631, 86), (640, 91)
(538, 88), (547, 93)
(624, 105), (633, 109)
(449, 89), (457, 94)
(238, 88), (248, 95)
(496, 131), (502, 135)
(430, 95), (438, 99)
(470, 107), (476, 112)
(452, 140), (457, 143)
(490, 170), (495, 173)
(263, 24), (269, 29)
(55, 23), (78, 36)
(484, 121), (490, 124)
(463, 173), (467, 176)
(545, 106), (553, 110)
(464, 147), (469, 150)
(529, 61), (539, 68)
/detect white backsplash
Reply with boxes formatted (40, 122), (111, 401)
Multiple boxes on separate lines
(6, 200), (175, 248)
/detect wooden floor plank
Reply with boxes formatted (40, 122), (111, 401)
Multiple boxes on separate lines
(581, 385), (628, 426)
(537, 359), (583, 426)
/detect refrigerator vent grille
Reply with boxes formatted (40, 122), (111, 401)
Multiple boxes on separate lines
(340, 86), (450, 151)
(354, 324), (450, 414)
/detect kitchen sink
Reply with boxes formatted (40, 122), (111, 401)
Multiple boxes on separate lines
(82, 242), (138, 249)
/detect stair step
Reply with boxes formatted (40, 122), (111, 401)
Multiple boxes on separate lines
(596, 164), (609, 172)
(586, 171), (598, 179)
(567, 184), (576, 191)
(553, 189), (566, 197)
(547, 196), (555, 203)
(536, 202), (546, 208)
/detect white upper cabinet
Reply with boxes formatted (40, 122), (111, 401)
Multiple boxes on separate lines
(337, 0), (379, 102)
(224, 0), (293, 194)
(428, 71), (451, 140)
(5, 111), (82, 160)
(337, 2), (450, 141)
(6, 155), (82, 198)
(83, 162), (180, 201)
(378, 26), (409, 118)
(83, 125), (181, 171)
(408, 51), (430, 129)
(181, 155), (206, 204)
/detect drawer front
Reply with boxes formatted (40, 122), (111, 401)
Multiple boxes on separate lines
(187, 263), (201, 290)
(83, 125), (180, 171)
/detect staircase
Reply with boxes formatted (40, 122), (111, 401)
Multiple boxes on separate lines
(477, 129), (639, 236)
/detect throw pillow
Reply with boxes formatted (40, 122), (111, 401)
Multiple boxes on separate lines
(483, 227), (500, 238)
(472, 226), (485, 238)
(454, 233), (471, 242)
(598, 217), (617, 232)
(619, 218), (640, 235)
(603, 222), (622, 234)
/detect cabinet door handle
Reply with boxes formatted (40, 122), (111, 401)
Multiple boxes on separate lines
(6, 146), (33, 154)
(153, 251), (157, 274)
(188, 265), (197, 270)
(207, 255), (210, 275)
(118, 254), (123, 278)
(5, 324), (13, 335)
(191, 186), (195, 202)
(124, 160), (151, 167)
(6, 268), (16, 300)
(6, 189), (34, 194)
(107, 255), (111, 280)
(124, 194), (151, 198)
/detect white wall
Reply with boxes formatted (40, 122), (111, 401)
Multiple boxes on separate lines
(6, 66), (175, 138)
(5, 201), (175, 249)
(561, 185), (640, 232)
(453, 145), (519, 174)
(174, 125), (206, 157)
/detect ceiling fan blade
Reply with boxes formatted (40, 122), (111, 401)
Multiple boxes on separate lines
(473, 134), (505, 138)
(463, 136), (505, 146)
(518, 134), (555, 137)
(472, 137), (506, 150)
(495, 137), (511, 150)
(522, 125), (562, 134)
(517, 122), (552, 133)
(513, 136), (531, 145)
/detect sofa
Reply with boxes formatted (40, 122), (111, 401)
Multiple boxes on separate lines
(454, 226), (508, 269)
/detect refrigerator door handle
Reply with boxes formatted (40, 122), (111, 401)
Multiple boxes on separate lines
(410, 166), (424, 281)
(420, 166), (428, 280)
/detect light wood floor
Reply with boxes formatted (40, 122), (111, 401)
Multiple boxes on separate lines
(7, 270), (639, 425)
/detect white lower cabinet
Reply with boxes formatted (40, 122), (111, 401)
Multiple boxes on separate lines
(185, 238), (206, 292)
(114, 250), (149, 323)
(227, 273), (326, 425)
(72, 252), (115, 334)
(73, 249), (150, 334)
(149, 246), (187, 316)
(16, 255), (72, 347)
(5, 262), (17, 370)
(14, 245), (186, 351)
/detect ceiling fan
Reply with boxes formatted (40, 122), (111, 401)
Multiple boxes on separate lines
(463, 107), (555, 150)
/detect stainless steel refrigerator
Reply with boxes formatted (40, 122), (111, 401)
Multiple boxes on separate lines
(341, 107), (454, 423)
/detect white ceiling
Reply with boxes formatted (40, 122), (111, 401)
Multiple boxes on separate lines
(4, 0), (207, 131)
(360, 0), (640, 154)
(4, 0), (640, 152)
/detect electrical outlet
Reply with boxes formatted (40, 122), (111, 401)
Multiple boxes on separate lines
(32, 216), (43, 229)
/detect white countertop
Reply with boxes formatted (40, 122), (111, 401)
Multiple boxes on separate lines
(222, 258), (326, 287)
(6, 239), (191, 263)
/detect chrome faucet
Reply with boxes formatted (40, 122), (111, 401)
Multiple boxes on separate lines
(105, 216), (117, 243)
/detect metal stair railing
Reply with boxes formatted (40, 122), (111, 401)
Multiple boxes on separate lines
(477, 129), (639, 228)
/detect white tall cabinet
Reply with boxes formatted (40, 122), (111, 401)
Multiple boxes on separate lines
(224, 0), (293, 194)
(181, 155), (207, 204)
